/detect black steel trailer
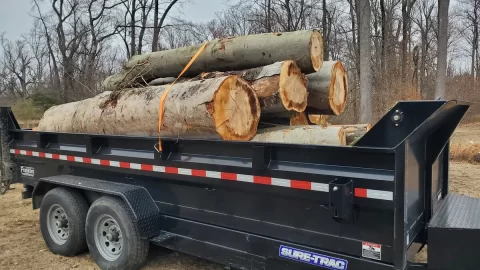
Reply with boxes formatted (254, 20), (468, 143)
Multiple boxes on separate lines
(0, 100), (479, 270)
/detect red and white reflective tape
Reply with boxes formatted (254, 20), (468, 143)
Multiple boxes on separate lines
(10, 148), (393, 201)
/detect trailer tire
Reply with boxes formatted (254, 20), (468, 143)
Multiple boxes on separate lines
(39, 187), (88, 256)
(85, 196), (149, 270)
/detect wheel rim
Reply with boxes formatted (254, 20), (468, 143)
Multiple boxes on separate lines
(46, 204), (69, 245)
(94, 214), (123, 261)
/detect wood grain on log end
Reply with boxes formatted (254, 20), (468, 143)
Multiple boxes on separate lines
(279, 61), (308, 112)
(211, 75), (261, 141)
(306, 61), (347, 115)
(330, 61), (348, 115)
(308, 114), (329, 126)
(310, 30), (324, 71)
(290, 112), (309, 126)
(330, 124), (371, 145)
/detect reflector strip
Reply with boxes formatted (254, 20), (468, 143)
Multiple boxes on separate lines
(9, 148), (393, 200)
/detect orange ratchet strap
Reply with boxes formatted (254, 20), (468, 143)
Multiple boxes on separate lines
(157, 42), (208, 151)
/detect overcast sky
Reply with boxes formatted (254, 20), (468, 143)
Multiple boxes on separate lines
(0, 0), (228, 40)
(0, 0), (471, 70)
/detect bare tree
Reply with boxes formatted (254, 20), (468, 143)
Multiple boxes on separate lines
(459, 0), (480, 78)
(136, 0), (154, 54)
(85, 0), (125, 92)
(322, 0), (333, 60)
(25, 21), (49, 93)
(152, 0), (180, 52)
(130, 0), (137, 57)
(436, 0), (449, 99)
(358, 0), (372, 122)
(413, 0), (435, 97)
(33, 0), (61, 91)
(0, 35), (35, 98)
(41, 0), (88, 101)
(401, 0), (417, 78)
(378, 0), (400, 73)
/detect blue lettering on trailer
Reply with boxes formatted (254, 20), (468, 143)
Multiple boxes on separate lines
(278, 245), (348, 270)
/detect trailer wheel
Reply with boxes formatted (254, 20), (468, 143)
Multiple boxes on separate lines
(39, 187), (88, 256)
(86, 196), (149, 270)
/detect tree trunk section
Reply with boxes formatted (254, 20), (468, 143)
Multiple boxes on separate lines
(306, 61), (347, 115)
(103, 30), (323, 91)
(149, 77), (176, 85)
(358, 0), (373, 122)
(130, 0), (136, 57)
(435, 0), (449, 99)
(151, 0), (159, 52)
(289, 112), (309, 126)
(308, 114), (329, 126)
(187, 61), (308, 115)
(38, 76), (261, 140)
(330, 124), (371, 145)
(252, 126), (346, 146)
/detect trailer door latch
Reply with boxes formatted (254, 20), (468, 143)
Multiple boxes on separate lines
(329, 178), (355, 223)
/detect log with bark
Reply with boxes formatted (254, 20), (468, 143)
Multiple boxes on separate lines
(188, 61), (308, 114)
(103, 30), (323, 91)
(148, 77), (175, 85)
(306, 61), (348, 115)
(38, 76), (261, 140)
(257, 112), (309, 128)
(331, 124), (371, 145)
(252, 125), (346, 145)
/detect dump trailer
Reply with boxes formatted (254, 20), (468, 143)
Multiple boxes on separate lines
(0, 100), (477, 270)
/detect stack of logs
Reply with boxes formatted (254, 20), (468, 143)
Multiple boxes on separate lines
(37, 29), (370, 146)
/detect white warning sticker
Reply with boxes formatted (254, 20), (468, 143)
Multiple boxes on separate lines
(362, 242), (381, 260)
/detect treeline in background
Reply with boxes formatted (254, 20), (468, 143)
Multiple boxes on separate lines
(0, 0), (479, 123)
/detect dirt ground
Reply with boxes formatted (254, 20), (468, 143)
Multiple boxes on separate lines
(1, 124), (479, 269)
(0, 185), (226, 270)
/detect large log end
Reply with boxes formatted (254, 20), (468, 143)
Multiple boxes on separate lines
(308, 114), (329, 126)
(290, 112), (309, 126)
(310, 30), (324, 71)
(279, 61), (308, 112)
(210, 76), (261, 140)
(329, 61), (348, 115)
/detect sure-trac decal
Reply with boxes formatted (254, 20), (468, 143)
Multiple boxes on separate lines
(279, 245), (348, 270)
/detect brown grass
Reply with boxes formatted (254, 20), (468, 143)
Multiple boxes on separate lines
(450, 143), (480, 163)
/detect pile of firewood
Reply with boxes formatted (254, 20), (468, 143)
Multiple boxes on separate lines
(37, 29), (369, 146)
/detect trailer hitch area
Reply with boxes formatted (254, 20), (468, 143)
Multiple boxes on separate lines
(328, 178), (355, 223)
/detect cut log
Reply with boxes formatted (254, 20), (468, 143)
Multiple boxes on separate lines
(252, 126), (346, 146)
(148, 77), (176, 85)
(38, 76), (261, 140)
(306, 61), (348, 115)
(189, 61), (308, 114)
(259, 112), (309, 127)
(103, 30), (323, 91)
(333, 124), (372, 133)
(331, 124), (371, 145)
(308, 114), (329, 126)
(289, 112), (309, 126)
